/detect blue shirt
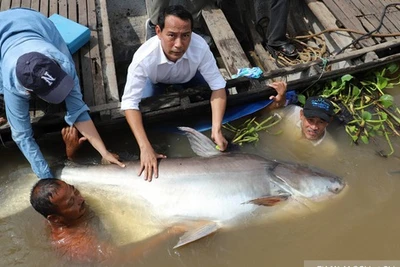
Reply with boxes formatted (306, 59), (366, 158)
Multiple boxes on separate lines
(0, 8), (90, 178)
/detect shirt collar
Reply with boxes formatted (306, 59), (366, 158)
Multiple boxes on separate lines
(158, 41), (188, 65)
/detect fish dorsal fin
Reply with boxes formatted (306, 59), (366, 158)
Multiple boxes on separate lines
(178, 127), (221, 157)
(173, 221), (219, 249)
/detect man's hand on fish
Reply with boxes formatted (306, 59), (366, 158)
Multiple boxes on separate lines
(138, 146), (167, 181)
(211, 129), (228, 151)
(62, 126), (125, 168)
(101, 152), (126, 168)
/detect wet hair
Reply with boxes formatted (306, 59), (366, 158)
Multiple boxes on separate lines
(30, 178), (62, 218)
(157, 4), (193, 31)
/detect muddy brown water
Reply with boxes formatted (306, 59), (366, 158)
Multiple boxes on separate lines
(1, 91), (400, 266)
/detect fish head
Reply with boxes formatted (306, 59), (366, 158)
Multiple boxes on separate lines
(271, 161), (346, 201)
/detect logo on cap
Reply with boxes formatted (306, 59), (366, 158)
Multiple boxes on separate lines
(41, 71), (56, 86)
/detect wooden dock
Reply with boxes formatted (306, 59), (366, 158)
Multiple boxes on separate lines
(0, 0), (400, 141)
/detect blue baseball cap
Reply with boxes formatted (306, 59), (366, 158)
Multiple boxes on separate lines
(16, 52), (74, 104)
(303, 96), (334, 122)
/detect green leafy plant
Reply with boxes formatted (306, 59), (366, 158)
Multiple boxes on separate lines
(301, 63), (400, 157)
(223, 114), (282, 145)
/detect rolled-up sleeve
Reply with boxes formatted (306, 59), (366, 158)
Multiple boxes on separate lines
(63, 71), (90, 125)
(5, 90), (53, 178)
(121, 63), (147, 110)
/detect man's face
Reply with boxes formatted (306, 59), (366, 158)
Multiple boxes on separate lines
(49, 181), (86, 223)
(156, 15), (192, 62)
(300, 110), (329, 140)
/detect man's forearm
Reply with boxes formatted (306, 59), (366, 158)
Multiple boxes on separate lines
(14, 132), (53, 178)
(210, 88), (227, 130)
(124, 109), (152, 150)
(74, 119), (108, 157)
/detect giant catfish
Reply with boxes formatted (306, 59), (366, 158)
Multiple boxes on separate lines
(59, 127), (346, 248)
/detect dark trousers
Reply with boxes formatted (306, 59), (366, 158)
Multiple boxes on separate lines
(254, 0), (290, 46)
(216, 0), (251, 47)
(143, 71), (207, 98)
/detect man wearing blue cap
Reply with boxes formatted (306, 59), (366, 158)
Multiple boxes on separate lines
(261, 94), (336, 157)
(0, 8), (125, 178)
(272, 95), (335, 147)
(298, 96), (335, 143)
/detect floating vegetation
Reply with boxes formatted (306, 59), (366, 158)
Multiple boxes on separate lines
(223, 114), (282, 145)
(300, 63), (400, 157)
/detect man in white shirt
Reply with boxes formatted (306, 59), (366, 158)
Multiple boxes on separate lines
(121, 5), (228, 181)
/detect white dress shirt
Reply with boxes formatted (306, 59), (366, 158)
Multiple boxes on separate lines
(121, 33), (226, 110)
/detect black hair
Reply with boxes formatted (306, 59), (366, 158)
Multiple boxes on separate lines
(157, 4), (193, 31)
(30, 178), (62, 218)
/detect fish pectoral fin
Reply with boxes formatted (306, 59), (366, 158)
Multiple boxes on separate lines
(173, 221), (219, 249)
(242, 193), (291, 206)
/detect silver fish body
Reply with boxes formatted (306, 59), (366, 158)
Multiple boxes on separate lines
(57, 127), (346, 248)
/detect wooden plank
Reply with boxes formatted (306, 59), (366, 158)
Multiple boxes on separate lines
(30, 0), (40, 11)
(352, 0), (389, 39)
(364, 14), (396, 41)
(305, 0), (354, 51)
(335, 0), (362, 16)
(39, 0), (49, 16)
(357, 17), (377, 35)
(49, 0), (57, 15)
(0, 0), (12, 10)
(78, 0), (94, 106)
(202, 8), (251, 77)
(379, 0), (400, 26)
(374, 0), (400, 32)
(352, 0), (396, 41)
(58, 0), (68, 17)
(68, 0), (81, 75)
(351, 0), (376, 16)
(321, 0), (374, 46)
(87, 0), (106, 106)
(96, 0), (120, 102)
(21, 0), (30, 8)
(68, 0), (77, 21)
(11, 0), (21, 8)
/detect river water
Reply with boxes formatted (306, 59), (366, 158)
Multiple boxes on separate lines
(1, 91), (400, 266)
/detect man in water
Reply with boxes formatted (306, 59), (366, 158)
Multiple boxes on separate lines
(280, 95), (335, 145)
(30, 178), (185, 263)
(262, 85), (337, 157)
